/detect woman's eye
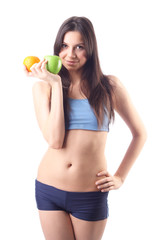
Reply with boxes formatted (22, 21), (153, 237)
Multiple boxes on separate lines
(77, 45), (84, 50)
(61, 44), (67, 49)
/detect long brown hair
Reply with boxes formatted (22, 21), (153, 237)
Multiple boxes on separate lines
(54, 16), (115, 129)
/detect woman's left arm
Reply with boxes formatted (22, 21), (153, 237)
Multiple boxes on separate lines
(96, 75), (147, 192)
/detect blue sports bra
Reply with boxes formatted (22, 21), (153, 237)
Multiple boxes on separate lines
(65, 98), (109, 132)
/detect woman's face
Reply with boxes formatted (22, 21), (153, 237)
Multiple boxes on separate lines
(59, 31), (87, 72)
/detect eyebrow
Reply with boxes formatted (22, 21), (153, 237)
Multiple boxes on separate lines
(63, 41), (85, 46)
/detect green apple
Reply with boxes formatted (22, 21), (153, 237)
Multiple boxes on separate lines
(44, 55), (62, 74)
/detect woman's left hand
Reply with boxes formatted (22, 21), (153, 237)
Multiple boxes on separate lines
(95, 171), (124, 192)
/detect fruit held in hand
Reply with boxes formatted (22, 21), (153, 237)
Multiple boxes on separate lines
(23, 56), (40, 72)
(44, 55), (62, 74)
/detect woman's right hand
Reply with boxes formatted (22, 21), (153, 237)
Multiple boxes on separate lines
(23, 58), (61, 85)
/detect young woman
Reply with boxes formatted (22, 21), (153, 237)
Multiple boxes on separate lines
(24, 16), (147, 240)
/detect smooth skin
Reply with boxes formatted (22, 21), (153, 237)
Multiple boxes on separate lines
(24, 31), (147, 240)
(38, 211), (107, 240)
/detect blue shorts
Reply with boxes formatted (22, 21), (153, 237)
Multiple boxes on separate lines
(35, 180), (109, 221)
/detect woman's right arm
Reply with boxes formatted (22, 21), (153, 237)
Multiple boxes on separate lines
(32, 80), (65, 149)
(24, 59), (65, 149)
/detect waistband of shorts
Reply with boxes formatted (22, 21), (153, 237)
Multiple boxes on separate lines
(35, 179), (109, 196)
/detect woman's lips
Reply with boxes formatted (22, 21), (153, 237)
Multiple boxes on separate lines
(66, 60), (78, 65)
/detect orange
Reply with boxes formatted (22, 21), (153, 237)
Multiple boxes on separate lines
(23, 56), (40, 72)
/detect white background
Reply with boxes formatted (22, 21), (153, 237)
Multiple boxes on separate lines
(0, 0), (160, 239)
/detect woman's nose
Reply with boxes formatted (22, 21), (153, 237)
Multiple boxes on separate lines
(68, 48), (76, 58)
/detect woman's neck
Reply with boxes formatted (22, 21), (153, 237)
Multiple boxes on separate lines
(69, 70), (83, 86)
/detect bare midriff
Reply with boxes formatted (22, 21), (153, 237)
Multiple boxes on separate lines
(37, 130), (108, 192)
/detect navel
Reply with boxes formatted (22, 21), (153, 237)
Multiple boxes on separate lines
(67, 163), (72, 168)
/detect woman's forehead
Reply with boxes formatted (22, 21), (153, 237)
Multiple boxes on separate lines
(63, 31), (84, 44)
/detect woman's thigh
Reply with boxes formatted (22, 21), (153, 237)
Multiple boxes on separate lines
(39, 210), (75, 240)
(70, 214), (107, 240)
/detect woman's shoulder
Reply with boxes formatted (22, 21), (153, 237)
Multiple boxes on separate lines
(105, 75), (123, 90)
(105, 74), (130, 105)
